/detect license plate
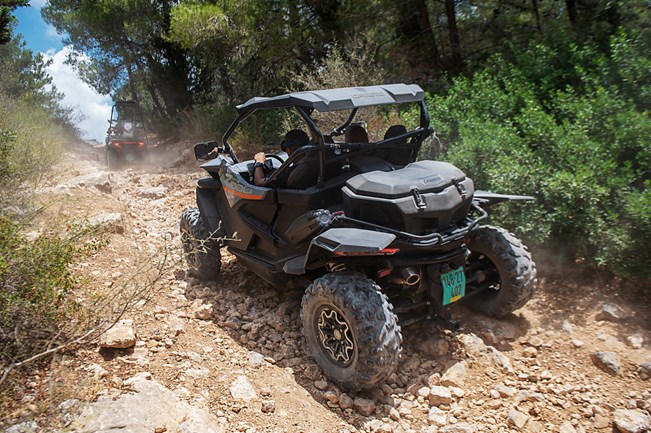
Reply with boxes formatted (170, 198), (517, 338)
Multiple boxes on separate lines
(441, 266), (466, 305)
(125, 152), (135, 161)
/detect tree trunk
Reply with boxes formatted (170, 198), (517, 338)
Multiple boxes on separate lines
(566, 0), (577, 26)
(445, 0), (462, 74)
(531, 0), (542, 33)
(414, 0), (440, 70)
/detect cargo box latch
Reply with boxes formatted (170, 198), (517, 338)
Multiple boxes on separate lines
(411, 188), (427, 209)
(452, 179), (467, 198)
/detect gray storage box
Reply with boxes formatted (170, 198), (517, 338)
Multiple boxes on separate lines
(342, 161), (474, 234)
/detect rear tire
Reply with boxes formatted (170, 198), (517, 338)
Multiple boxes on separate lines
(106, 149), (120, 170)
(464, 225), (537, 318)
(180, 208), (221, 281)
(301, 272), (402, 391)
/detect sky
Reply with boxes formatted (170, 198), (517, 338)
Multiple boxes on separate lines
(14, 1), (113, 142)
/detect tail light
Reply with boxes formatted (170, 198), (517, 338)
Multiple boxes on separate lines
(137, 141), (145, 148)
(333, 247), (399, 257)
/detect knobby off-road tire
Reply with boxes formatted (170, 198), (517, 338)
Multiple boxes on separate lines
(301, 272), (402, 391)
(465, 225), (537, 318)
(179, 208), (221, 281)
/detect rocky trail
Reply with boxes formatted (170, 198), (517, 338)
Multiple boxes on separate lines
(3, 144), (651, 433)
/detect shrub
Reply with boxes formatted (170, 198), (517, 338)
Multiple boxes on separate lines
(0, 217), (91, 368)
(0, 93), (68, 208)
(420, 32), (651, 281)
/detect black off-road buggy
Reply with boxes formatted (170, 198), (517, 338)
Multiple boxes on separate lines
(105, 100), (149, 169)
(180, 84), (537, 390)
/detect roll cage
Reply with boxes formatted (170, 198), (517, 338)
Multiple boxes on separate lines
(216, 84), (433, 187)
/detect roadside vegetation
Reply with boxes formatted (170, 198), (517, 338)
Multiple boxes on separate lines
(0, 32), (96, 396)
(420, 29), (651, 280)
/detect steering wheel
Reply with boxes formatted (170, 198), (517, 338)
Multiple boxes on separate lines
(265, 154), (285, 166)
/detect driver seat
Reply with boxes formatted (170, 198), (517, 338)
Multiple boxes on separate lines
(284, 148), (319, 189)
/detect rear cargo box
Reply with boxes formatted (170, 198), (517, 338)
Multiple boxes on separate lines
(342, 160), (474, 234)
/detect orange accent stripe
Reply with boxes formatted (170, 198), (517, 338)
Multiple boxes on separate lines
(223, 185), (264, 201)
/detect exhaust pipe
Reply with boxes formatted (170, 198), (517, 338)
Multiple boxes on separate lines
(402, 267), (421, 286)
(389, 267), (421, 286)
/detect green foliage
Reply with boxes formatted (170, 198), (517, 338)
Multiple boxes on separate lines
(167, 3), (234, 51)
(0, 0), (27, 45)
(0, 216), (91, 365)
(0, 95), (69, 207)
(421, 31), (651, 280)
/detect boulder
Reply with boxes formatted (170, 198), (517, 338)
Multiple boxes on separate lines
(67, 375), (226, 432)
(595, 304), (629, 323)
(100, 319), (136, 349)
(87, 212), (125, 234)
(591, 351), (620, 376)
(613, 409), (650, 433)
(66, 172), (112, 193)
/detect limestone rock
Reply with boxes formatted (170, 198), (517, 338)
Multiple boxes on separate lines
(613, 409), (650, 433)
(438, 423), (478, 433)
(639, 361), (651, 380)
(67, 172), (112, 193)
(248, 351), (266, 368)
(138, 185), (167, 198)
(626, 334), (644, 349)
(595, 304), (629, 323)
(338, 394), (354, 410)
(494, 383), (517, 398)
(353, 397), (376, 417)
(441, 360), (468, 387)
(487, 347), (513, 373)
(5, 421), (39, 433)
(559, 421), (577, 433)
(229, 375), (257, 401)
(100, 319), (136, 349)
(428, 386), (452, 406)
(428, 407), (447, 426)
(508, 409), (529, 429)
(475, 317), (517, 344)
(591, 351), (620, 376)
(460, 334), (488, 357)
(192, 299), (214, 320)
(88, 212), (125, 234)
(67, 375), (226, 433)
(261, 400), (276, 414)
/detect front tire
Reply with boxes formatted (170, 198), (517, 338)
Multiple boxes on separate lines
(301, 272), (402, 391)
(464, 225), (537, 318)
(180, 208), (221, 281)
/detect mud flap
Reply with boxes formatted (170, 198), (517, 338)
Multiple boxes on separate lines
(283, 228), (396, 275)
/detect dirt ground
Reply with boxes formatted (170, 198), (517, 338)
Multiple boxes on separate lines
(2, 142), (650, 433)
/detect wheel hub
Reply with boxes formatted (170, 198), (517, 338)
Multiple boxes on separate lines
(317, 308), (354, 365)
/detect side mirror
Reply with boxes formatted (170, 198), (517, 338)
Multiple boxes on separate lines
(194, 141), (219, 161)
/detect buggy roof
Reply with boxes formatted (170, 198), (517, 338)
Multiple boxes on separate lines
(236, 83), (425, 114)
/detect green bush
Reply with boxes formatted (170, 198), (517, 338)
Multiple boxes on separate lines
(420, 31), (651, 280)
(0, 216), (89, 366)
(0, 94), (68, 208)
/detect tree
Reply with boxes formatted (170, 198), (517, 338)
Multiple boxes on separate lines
(444, 0), (462, 74)
(42, 0), (195, 130)
(0, 0), (27, 45)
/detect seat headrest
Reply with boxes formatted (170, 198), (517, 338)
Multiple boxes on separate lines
(281, 129), (309, 151)
(384, 124), (407, 139)
(345, 123), (369, 143)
